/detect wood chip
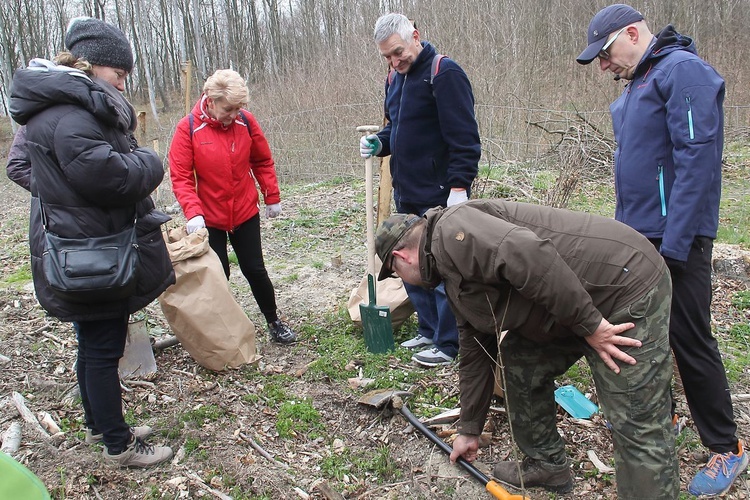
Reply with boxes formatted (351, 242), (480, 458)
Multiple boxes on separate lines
(587, 450), (615, 473)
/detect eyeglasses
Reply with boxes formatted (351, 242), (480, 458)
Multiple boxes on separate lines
(598, 26), (627, 60)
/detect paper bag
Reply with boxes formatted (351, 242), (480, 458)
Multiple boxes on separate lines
(158, 227), (261, 371)
(348, 256), (414, 329)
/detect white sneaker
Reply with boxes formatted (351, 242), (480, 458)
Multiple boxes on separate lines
(400, 334), (434, 349)
(103, 436), (173, 468)
(412, 347), (454, 367)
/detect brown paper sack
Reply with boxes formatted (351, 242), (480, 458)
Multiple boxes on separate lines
(347, 255), (414, 329)
(158, 227), (261, 370)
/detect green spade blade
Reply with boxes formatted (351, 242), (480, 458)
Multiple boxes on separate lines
(359, 274), (394, 353)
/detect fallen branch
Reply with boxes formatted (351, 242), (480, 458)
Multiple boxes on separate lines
(1, 421), (22, 454)
(238, 432), (289, 468)
(11, 392), (50, 440)
(731, 393), (750, 402)
(185, 471), (232, 500)
(153, 336), (180, 350)
(37, 412), (61, 435)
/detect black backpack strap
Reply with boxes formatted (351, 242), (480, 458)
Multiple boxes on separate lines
(238, 111), (251, 135)
(188, 113), (194, 138)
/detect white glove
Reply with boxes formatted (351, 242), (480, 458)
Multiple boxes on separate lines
(359, 134), (382, 158)
(265, 203), (281, 218)
(186, 215), (205, 234)
(446, 189), (468, 207)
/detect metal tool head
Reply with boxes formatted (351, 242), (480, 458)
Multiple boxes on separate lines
(358, 389), (413, 409)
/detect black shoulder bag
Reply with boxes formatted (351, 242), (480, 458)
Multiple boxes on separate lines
(40, 200), (139, 304)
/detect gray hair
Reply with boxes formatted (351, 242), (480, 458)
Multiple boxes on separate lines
(374, 13), (415, 43)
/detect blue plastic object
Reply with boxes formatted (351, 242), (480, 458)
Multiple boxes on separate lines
(554, 385), (599, 419)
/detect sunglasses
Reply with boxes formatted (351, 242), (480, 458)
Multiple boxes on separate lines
(598, 26), (627, 60)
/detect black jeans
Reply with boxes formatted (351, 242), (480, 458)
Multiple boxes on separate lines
(207, 214), (278, 324)
(652, 236), (738, 453)
(76, 315), (131, 453)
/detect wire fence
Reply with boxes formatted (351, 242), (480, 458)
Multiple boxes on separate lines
(259, 103), (749, 183)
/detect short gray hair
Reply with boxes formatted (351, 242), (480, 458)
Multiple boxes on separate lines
(374, 13), (414, 44)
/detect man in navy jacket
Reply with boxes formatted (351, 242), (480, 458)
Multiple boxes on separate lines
(577, 4), (744, 497)
(360, 13), (480, 367)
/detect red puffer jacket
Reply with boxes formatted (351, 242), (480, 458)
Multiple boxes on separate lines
(168, 96), (281, 231)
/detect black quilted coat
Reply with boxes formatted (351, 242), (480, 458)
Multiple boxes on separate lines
(9, 62), (175, 321)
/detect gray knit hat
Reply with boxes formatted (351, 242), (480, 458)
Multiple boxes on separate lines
(65, 17), (134, 73)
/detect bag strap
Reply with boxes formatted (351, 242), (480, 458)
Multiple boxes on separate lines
(38, 197), (136, 234)
(430, 53), (446, 86)
(385, 53), (446, 99)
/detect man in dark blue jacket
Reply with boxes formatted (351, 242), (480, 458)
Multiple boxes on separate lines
(360, 13), (480, 367)
(577, 4), (744, 497)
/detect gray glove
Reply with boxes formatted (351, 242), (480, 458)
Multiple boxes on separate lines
(265, 203), (281, 218)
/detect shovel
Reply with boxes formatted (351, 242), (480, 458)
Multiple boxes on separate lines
(118, 317), (157, 379)
(359, 389), (530, 500)
(357, 125), (394, 353)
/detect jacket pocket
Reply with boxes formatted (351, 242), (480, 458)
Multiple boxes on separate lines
(685, 96), (695, 140)
(657, 164), (667, 217)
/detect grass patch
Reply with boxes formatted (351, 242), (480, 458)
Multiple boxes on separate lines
(257, 376), (294, 406)
(320, 445), (401, 485)
(2, 263), (32, 286)
(180, 404), (228, 427)
(276, 398), (323, 438)
(731, 291), (750, 310)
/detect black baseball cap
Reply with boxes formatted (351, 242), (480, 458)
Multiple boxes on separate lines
(577, 4), (643, 64)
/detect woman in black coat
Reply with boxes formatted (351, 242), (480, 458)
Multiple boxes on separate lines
(8, 17), (174, 468)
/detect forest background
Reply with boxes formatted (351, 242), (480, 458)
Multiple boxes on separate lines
(1, 0), (749, 186)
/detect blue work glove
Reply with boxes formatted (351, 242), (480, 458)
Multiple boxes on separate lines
(446, 189), (468, 207)
(265, 203), (281, 218)
(186, 215), (205, 234)
(359, 134), (382, 158)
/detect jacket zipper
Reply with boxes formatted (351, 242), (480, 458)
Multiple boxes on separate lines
(658, 164), (667, 216)
(393, 73), (407, 206)
(685, 96), (694, 140)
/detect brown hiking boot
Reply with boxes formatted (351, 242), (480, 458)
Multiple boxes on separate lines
(493, 456), (573, 493)
(103, 436), (173, 468)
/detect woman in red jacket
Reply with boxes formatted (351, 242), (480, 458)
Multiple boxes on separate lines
(169, 69), (296, 344)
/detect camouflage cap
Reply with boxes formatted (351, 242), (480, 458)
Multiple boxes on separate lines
(375, 213), (421, 280)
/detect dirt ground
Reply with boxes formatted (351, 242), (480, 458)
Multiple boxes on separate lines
(2, 171), (750, 500)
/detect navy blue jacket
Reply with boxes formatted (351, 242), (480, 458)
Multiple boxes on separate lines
(611, 25), (724, 262)
(377, 42), (480, 209)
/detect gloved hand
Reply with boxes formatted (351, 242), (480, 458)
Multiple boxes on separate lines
(186, 215), (205, 234)
(265, 203), (281, 218)
(446, 189), (468, 207)
(359, 134), (382, 158)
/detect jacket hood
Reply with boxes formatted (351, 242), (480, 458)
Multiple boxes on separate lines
(649, 24), (696, 60)
(192, 94), (230, 130)
(9, 58), (124, 129)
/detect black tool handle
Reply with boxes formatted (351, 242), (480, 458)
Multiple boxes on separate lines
(399, 405), (491, 485)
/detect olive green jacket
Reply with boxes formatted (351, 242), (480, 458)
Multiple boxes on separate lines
(421, 200), (667, 434)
